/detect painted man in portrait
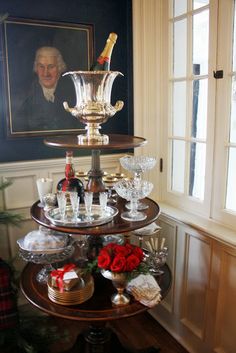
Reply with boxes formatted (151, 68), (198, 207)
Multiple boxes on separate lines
(14, 46), (78, 132)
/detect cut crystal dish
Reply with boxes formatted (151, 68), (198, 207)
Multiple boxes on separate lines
(114, 179), (153, 221)
(18, 238), (75, 284)
(119, 156), (156, 176)
(44, 205), (118, 227)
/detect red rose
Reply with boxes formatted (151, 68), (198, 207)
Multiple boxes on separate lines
(105, 243), (117, 251)
(114, 244), (130, 257)
(110, 254), (126, 272)
(132, 246), (144, 261)
(125, 254), (140, 271)
(97, 250), (112, 270)
(125, 243), (134, 254)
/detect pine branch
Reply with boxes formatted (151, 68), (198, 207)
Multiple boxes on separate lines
(0, 180), (12, 191)
(0, 180), (23, 226)
(0, 211), (23, 225)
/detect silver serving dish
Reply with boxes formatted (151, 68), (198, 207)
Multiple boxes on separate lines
(44, 205), (118, 227)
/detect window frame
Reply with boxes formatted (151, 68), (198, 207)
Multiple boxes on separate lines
(161, 0), (218, 219)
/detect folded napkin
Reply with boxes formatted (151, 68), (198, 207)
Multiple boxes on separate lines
(133, 222), (161, 236)
(126, 274), (162, 308)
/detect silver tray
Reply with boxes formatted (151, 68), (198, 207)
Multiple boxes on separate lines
(44, 205), (118, 228)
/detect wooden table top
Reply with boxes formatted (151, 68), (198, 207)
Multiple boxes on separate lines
(20, 263), (171, 322)
(31, 197), (161, 236)
(44, 134), (147, 150)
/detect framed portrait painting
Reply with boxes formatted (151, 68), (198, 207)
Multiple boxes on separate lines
(1, 17), (93, 137)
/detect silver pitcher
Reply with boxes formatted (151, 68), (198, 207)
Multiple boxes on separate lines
(63, 71), (124, 144)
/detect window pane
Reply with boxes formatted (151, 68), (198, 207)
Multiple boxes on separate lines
(233, 2), (236, 71)
(189, 142), (206, 200)
(230, 77), (236, 143)
(225, 147), (236, 211)
(174, 0), (187, 17)
(193, 10), (209, 75)
(173, 81), (186, 136)
(171, 140), (185, 193)
(174, 19), (187, 77)
(192, 79), (208, 139)
(193, 0), (209, 10)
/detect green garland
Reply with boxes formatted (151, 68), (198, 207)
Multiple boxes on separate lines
(0, 180), (23, 225)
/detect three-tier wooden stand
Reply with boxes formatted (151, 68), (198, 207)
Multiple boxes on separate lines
(20, 134), (171, 353)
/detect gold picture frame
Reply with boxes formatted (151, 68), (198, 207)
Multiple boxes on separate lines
(2, 17), (93, 137)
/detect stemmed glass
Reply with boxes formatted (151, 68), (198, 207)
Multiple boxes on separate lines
(146, 247), (168, 275)
(56, 191), (67, 221)
(103, 176), (118, 205)
(69, 191), (80, 222)
(84, 191), (93, 221)
(99, 192), (108, 215)
(114, 179), (153, 221)
(119, 155), (156, 210)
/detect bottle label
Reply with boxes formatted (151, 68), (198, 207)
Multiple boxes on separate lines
(97, 56), (110, 65)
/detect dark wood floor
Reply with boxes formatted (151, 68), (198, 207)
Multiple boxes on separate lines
(48, 312), (189, 353)
(1, 304), (188, 353)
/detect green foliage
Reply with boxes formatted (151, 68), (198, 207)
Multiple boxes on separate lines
(0, 180), (23, 225)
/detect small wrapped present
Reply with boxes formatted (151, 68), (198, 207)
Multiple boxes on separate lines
(50, 264), (81, 292)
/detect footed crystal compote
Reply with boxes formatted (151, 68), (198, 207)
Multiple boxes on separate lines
(114, 179), (153, 221)
(119, 156), (156, 210)
(63, 71), (124, 144)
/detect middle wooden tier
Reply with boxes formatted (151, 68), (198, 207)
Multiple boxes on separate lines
(31, 197), (160, 236)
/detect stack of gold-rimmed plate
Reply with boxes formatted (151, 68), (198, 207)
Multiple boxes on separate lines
(47, 273), (94, 305)
(110, 172), (125, 179)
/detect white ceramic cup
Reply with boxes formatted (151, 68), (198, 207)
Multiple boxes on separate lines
(36, 178), (53, 207)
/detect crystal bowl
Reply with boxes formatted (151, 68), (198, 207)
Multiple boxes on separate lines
(114, 179), (153, 201)
(119, 156), (156, 175)
(114, 179), (153, 221)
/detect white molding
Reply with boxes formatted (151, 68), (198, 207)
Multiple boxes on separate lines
(132, 0), (162, 200)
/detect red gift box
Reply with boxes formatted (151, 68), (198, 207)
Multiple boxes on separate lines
(50, 264), (81, 292)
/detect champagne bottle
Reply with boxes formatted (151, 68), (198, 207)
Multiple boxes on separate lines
(90, 32), (118, 71)
(57, 151), (84, 202)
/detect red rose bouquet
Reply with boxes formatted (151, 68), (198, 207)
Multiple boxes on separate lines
(97, 242), (146, 274)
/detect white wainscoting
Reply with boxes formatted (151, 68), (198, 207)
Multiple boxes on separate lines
(0, 153), (124, 262)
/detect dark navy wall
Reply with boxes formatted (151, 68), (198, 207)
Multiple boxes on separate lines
(0, 0), (133, 162)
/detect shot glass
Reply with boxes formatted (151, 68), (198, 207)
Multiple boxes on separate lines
(69, 191), (80, 222)
(99, 192), (108, 215)
(84, 191), (93, 222)
(36, 178), (53, 207)
(56, 191), (67, 221)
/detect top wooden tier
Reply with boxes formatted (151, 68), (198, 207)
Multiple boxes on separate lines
(44, 134), (147, 151)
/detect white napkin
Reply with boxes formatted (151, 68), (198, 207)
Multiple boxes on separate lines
(133, 222), (161, 236)
(126, 274), (162, 308)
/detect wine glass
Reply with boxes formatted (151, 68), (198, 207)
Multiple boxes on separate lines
(99, 192), (108, 215)
(119, 156), (156, 210)
(114, 179), (153, 221)
(36, 178), (53, 208)
(147, 247), (168, 275)
(56, 191), (67, 221)
(103, 176), (118, 205)
(84, 191), (93, 221)
(70, 234), (89, 267)
(69, 191), (80, 222)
